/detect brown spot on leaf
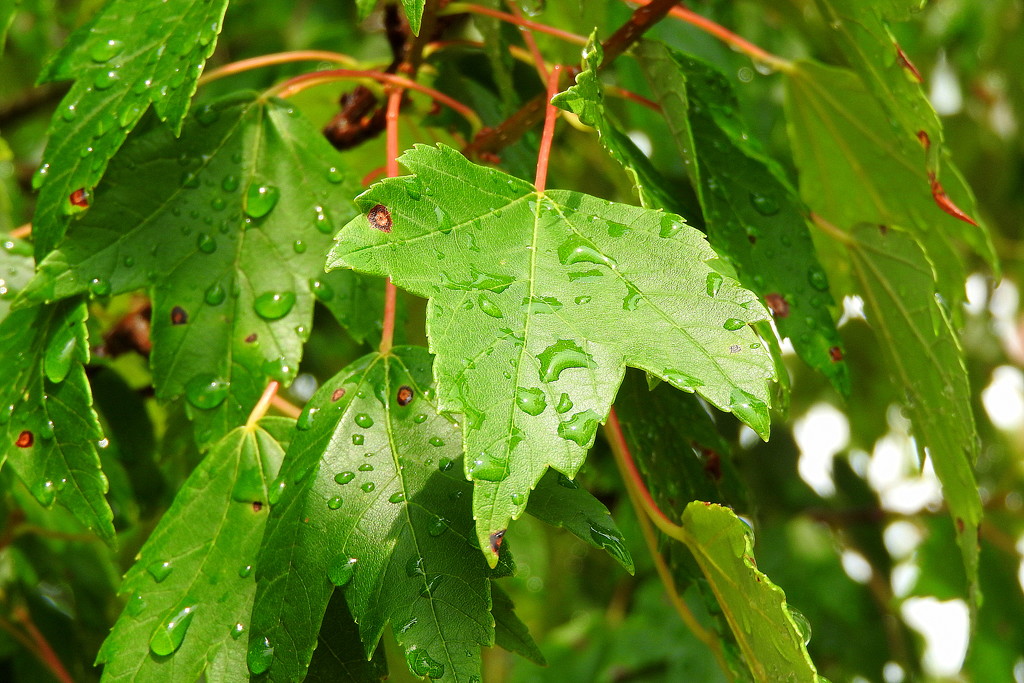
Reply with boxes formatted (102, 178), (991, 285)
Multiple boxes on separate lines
(170, 306), (189, 325)
(879, 224), (889, 235)
(488, 529), (506, 555)
(895, 43), (923, 83)
(917, 130), (930, 150)
(15, 431), (33, 448)
(69, 188), (90, 208)
(245, 333), (258, 343)
(331, 388), (346, 402)
(252, 501), (263, 512)
(367, 204), (392, 232)
(396, 385), (413, 406)
(699, 446), (722, 482)
(729, 344), (741, 354)
(764, 293), (789, 318)
(928, 171), (979, 227)
(747, 235), (757, 244)
(956, 517), (965, 533)
(829, 346), (844, 362)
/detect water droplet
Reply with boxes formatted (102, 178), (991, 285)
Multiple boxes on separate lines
(221, 175), (239, 192)
(327, 496), (343, 510)
(181, 170), (200, 189)
(354, 413), (374, 428)
(557, 235), (616, 267)
(352, 434), (364, 445)
(723, 318), (746, 331)
(557, 410), (600, 446)
(574, 295), (592, 305)
(407, 648), (445, 679)
(659, 214), (684, 238)
(196, 233), (216, 254)
(204, 283), (226, 306)
(427, 516), (448, 537)
(557, 474), (579, 489)
(537, 340), (594, 382)
(477, 293), (503, 318)
(413, 413), (428, 424)
(469, 453), (507, 481)
(807, 266), (829, 292)
(589, 522), (632, 569)
(194, 103), (219, 126)
(147, 560), (173, 582)
(515, 387), (547, 415)
(88, 277), (111, 297)
(296, 407), (318, 431)
(440, 268), (515, 292)
(328, 554), (357, 586)
(312, 204), (334, 235)
(522, 295), (563, 314)
(790, 609), (812, 645)
(126, 591), (147, 616)
(335, 471), (355, 485)
(253, 291), (295, 320)
(428, 436), (444, 447)
(706, 272), (724, 297)
(184, 374), (230, 410)
(748, 192), (780, 216)
(438, 457), (454, 472)
(231, 623), (245, 640)
(149, 603), (196, 656)
(93, 69), (120, 89)
(326, 167), (345, 183)
(622, 283), (642, 310)
(238, 564), (253, 578)
(389, 492), (405, 504)
(360, 481), (375, 493)
(511, 493), (525, 505)
(245, 183), (280, 218)
(247, 636), (274, 674)
(729, 388), (769, 437)
(663, 369), (704, 391)
(358, 463), (373, 472)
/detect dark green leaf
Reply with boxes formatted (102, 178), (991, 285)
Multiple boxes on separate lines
(25, 93), (361, 447)
(491, 583), (545, 666)
(846, 223), (980, 605)
(328, 144), (775, 563)
(306, 591), (388, 682)
(0, 0), (18, 55)
(0, 234), (33, 322)
(402, 0), (424, 35)
(0, 299), (113, 539)
(96, 421), (285, 681)
(32, 0), (230, 256)
(636, 41), (848, 394)
(251, 347), (520, 682)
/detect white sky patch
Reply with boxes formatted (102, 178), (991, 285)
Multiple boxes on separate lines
(901, 598), (969, 677)
(891, 561), (920, 599)
(867, 407), (943, 514)
(626, 130), (653, 157)
(841, 549), (873, 584)
(884, 521), (923, 559)
(930, 52), (962, 116)
(838, 295), (865, 326)
(794, 402), (849, 497)
(982, 365), (1024, 430)
(882, 662), (906, 683)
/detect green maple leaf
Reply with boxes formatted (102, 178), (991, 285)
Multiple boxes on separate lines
(846, 223), (981, 608)
(328, 144), (775, 562)
(97, 418), (289, 681)
(24, 93), (362, 448)
(32, 0), (230, 256)
(355, 0), (423, 34)
(681, 502), (823, 681)
(0, 299), (113, 540)
(636, 41), (848, 394)
(251, 347), (531, 682)
(0, 234), (34, 322)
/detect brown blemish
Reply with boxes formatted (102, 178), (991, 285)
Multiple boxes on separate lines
(252, 501), (263, 512)
(829, 346), (844, 362)
(15, 430), (33, 448)
(895, 43), (923, 83)
(396, 385), (413, 406)
(245, 333), (258, 343)
(917, 130), (930, 150)
(488, 529), (506, 555)
(928, 170), (979, 227)
(764, 293), (789, 318)
(367, 204), (392, 232)
(69, 188), (90, 208)
(170, 306), (189, 325)
(331, 388), (346, 402)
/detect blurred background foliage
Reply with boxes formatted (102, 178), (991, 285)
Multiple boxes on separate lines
(1, 0), (1022, 681)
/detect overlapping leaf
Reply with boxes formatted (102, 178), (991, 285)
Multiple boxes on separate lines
(97, 418), (288, 681)
(552, 36), (678, 211)
(329, 144), (775, 562)
(0, 299), (113, 540)
(0, 0), (18, 55)
(637, 41), (848, 394)
(846, 223), (980, 606)
(680, 502), (823, 682)
(785, 59), (997, 307)
(0, 234), (33, 322)
(32, 0), (230, 256)
(354, 0), (423, 34)
(24, 93), (362, 448)
(251, 347), (531, 682)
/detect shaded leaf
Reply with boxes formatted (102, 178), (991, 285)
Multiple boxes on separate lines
(402, 0), (424, 35)
(784, 59), (997, 307)
(526, 468), (634, 574)
(33, 0), (230, 256)
(492, 583), (546, 666)
(846, 223), (980, 605)
(328, 144), (775, 563)
(552, 35), (678, 211)
(306, 591), (388, 682)
(636, 41), (847, 394)
(25, 93), (361, 448)
(0, 234), (34, 323)
(251, 347), (522, 682)
(0, 299), (113, 540)
(96, 420), (285, 681)
(0, 0), (17, 55)
(681, 502), (821, 682)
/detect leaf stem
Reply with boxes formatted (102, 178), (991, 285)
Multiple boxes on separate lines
(622, 0), (792, 72)
(601, 0), (682, 65)
(246, 381), (280, 428)
(379, 88), (404, 357)
(9, 223), (31, 239)
(603, 408), (735, 680)
(198, 50), (362, 86)
(441, 2), (588, 46)
(808, 211), (853, 245)
(264, 69), (482, 131)
(533, 65), (563, 193)
(269, 394), (302, 419)
(1, 607), (75, 683)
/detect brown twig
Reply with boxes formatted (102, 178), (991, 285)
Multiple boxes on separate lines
(601, 0), (681, 65)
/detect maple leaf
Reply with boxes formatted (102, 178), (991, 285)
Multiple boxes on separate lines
(328, 144), (775, 562)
